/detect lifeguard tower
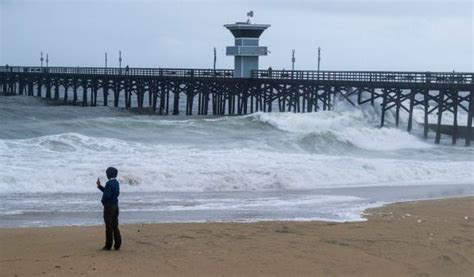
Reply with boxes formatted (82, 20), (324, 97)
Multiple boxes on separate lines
(224, 12), (270, 78)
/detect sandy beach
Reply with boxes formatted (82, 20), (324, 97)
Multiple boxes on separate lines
(1, 196), (473, 277)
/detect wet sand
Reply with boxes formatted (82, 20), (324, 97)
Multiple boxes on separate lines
(1, 196), (473, 277)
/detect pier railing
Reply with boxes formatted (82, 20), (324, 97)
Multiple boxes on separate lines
(0, 66), (234, 78)
(1, 66), (473, 85)
(252, 70), (474, 84)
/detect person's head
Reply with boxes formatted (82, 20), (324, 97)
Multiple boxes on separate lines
(106, 167), (118, 179)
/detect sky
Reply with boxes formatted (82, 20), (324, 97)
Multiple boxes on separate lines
(1, 0), (472, 71)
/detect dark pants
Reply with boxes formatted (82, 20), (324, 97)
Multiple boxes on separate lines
(103, 204), (121, 249)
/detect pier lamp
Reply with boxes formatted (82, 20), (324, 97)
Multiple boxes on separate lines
(40, 52), (44, 67)
(317, 47), (321, 72)
(292, 49), (295, 71)
(213, 47), (217, 71)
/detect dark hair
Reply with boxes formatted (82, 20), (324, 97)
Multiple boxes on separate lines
(106, 167), (118, 179)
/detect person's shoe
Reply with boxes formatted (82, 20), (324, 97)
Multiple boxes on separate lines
(114, 247), (120, 251)
(102, 246), (111, 251)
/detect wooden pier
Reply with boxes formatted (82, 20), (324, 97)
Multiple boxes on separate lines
(0, 66), (473, 145)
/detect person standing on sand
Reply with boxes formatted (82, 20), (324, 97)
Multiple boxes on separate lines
(96, 167), (122, 251)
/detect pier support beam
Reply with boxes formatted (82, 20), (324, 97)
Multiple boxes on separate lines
(64, 86), (69, 102)
(435, 90), (445, 144)
(103, 82), (109, 106)
(54, 83), (59, 100)
(152, 86), (158, 113)
(407, 89), (416, 133)
(18, 80), (24, 95)
(37, 80), (42, 97)
(451, 90), (458, 145)
(466, 91), (473, 146)
(113, 82), (120, 107)
(46, 80), (51, 99)
(73, 82), (78, 104)
(380, 88), (388, 127)
(173, 86), (180, 115)
(28, 82), (33, 96)
(0, 79), (6, 94)
(158, 83), (166, 115)
(124, 81), (131, 108)
(423, 90), (429, 139)
(92, 81), (98, 106)
(395, 90), (401, 127)
(82, 84), (88, 107)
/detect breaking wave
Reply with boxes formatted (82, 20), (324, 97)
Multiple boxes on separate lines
(0, 96), (472, 194)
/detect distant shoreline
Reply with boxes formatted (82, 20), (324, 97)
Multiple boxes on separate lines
(1, 196), (473, 276)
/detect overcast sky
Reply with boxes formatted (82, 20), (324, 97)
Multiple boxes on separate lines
(1, 0), (472, 71)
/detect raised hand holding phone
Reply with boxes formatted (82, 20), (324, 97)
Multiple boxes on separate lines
(96, 178), (101, 187)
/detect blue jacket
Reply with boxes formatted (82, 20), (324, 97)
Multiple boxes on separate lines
(98, 179), (120, 206)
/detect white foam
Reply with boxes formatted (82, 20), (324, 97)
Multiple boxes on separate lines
(0, 132), (472, 193)
(1, 98), (473, 195)
(250, 110), (432, 151)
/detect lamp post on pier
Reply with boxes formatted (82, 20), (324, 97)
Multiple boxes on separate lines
(213, 47), (217, 71)
(105, 52), (108, 68)
(119, 50), (122, 69)
(317, 47), (321, 72)
(317, 47), (321, 80)
(291, 49), (295, 71)
(46, 54), (49, 68)
(40, 52), (44, 68)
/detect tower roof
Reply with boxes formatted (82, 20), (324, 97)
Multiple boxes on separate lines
(224, 22), (270, 38)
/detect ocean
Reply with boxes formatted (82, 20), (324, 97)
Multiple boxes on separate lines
(0, 95), (473, 227)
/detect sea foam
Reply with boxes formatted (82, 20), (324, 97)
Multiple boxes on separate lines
(1, 96), (472, 194)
